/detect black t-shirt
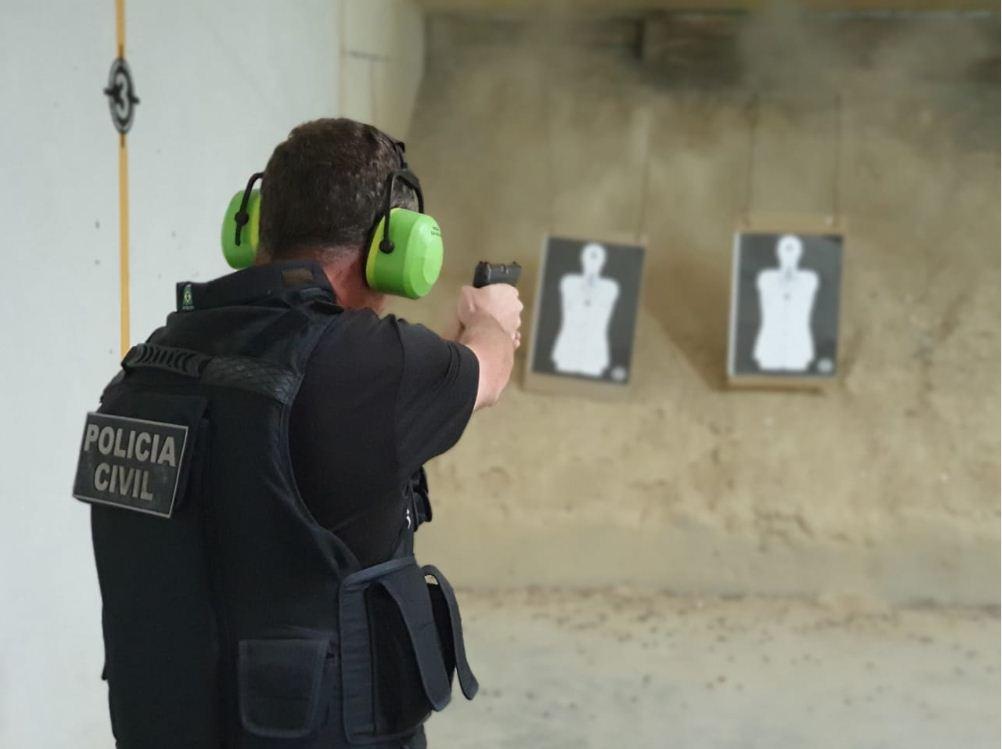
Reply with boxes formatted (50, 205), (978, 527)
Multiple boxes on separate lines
(289, 309), (479, 567)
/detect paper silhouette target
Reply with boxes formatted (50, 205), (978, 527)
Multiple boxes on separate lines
(529, 236), (644, 388)
(728, 232), (843, 382)
(551, 242), (621, 377)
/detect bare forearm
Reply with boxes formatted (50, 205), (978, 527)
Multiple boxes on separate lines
(458, 313), (514, 410)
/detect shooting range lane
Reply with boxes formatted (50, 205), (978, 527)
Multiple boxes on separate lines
(401, 11), (1000, 605)
(426, 590), (1000, 749)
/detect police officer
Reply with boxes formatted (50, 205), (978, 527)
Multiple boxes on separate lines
(75, 118), (522, 748)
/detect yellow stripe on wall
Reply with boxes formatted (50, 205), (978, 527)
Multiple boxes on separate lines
(115, 0), (125, 54)
(118, 134), (130, 357)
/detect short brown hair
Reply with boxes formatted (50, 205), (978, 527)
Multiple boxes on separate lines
(259, 118), (418, 260)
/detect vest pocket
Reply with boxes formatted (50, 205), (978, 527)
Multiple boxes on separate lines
(339, 557), (477, 744)
(238, 637), (334, 742)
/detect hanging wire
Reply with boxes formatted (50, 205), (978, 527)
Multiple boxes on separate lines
(741, 93), (760, 225)
(830, 92), (843, 227)
(634, 107), (653, 244)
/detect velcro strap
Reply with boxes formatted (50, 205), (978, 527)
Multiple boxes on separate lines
(421, 565), (478, 700)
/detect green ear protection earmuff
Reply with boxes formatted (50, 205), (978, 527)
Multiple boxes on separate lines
(364, 166), (443, 299)
(221, 172), (263, 270)
(220, 140), (444, 300)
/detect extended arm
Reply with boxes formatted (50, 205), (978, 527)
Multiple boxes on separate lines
(453, 284), (523, 410)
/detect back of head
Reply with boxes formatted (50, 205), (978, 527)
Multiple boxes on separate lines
(259, 118), (418, 262)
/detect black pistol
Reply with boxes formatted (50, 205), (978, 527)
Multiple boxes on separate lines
(472, 261), (522, 288)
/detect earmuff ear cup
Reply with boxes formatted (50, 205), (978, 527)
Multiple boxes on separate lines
(221, 189), (261, 269)
(365, 208), (444, 299)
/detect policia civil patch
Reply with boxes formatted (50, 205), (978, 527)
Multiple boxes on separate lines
(73, 412), (189, 518)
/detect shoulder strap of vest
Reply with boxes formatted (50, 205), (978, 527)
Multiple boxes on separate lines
(121, 342), (300, 405)
(121, 296), (340, 404)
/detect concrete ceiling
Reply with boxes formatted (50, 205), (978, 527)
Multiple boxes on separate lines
(416, 0), (996, 14)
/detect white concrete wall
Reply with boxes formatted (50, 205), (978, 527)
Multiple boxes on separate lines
(0, 1), (344, 745)
(339, 0), (426, 140)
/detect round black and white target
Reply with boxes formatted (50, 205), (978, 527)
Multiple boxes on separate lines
(103, 57), (139, 134)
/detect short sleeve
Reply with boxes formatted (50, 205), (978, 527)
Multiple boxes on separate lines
(393, 319), (479, 479)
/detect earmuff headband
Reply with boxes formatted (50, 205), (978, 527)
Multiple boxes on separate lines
(378, 169), (424, 254)
(234, 172), (264, 246)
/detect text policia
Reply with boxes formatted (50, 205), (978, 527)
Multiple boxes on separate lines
(80, 419), (180, 503)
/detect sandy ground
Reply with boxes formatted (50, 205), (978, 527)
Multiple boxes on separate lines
(425, 590), (1000, 749)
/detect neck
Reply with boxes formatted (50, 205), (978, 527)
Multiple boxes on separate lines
(261, 246), (386, 313)
(320, 250), (386, 313)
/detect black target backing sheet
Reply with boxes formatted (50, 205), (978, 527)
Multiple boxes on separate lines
(529, 236), (645, 387)
(728, 231), (843, 381)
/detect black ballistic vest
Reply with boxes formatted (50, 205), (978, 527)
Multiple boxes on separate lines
(74, 263), (478, 748)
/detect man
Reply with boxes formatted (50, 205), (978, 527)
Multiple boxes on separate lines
(77, 119), (522, 748)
